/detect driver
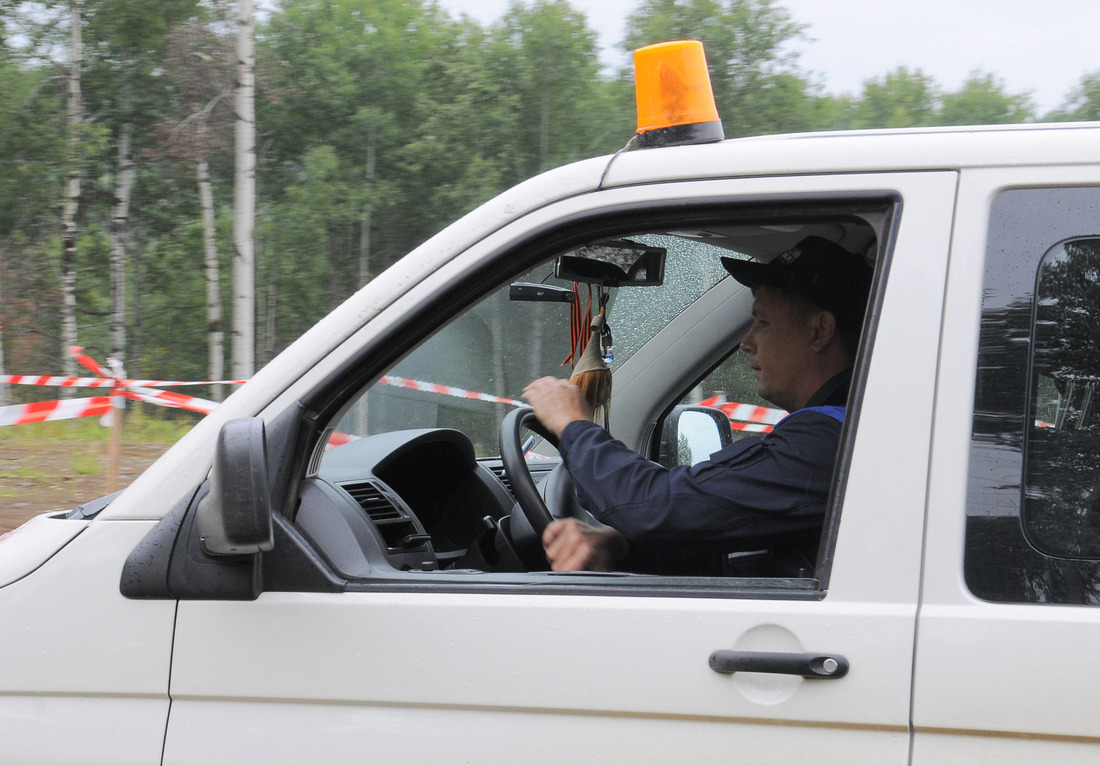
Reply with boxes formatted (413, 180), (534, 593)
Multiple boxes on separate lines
(522, 236), (873, 576)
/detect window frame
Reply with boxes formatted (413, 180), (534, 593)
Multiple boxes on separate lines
(282, 193), (897, 599)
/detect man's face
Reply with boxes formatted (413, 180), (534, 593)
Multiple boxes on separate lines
(739, 287), (819, 411)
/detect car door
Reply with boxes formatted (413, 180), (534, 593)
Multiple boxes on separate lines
(161, 171), (957, 766)
(914, 179), (1100, 764)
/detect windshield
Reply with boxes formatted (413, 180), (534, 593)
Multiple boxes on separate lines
(330, 233), (734, 457)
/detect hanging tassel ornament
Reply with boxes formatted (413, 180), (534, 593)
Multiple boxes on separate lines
(570, 311), (613, 430)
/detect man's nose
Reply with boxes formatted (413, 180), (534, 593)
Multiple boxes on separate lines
(740, 328), (756, 353)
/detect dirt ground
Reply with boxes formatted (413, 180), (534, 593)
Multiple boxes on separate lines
(0, 441), (170, 534)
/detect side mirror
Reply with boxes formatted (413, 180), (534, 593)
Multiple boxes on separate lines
(659, 405), (733, 467)
(197, 417), (274, 556)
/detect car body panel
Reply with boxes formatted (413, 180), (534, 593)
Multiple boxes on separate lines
(158, 169), (957, 764)
(912, 164), (1100, 761)
(0, 520), (173, 763)
(0, 513), (85, 587)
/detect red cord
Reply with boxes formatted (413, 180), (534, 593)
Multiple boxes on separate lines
(561, 283), (592, 368)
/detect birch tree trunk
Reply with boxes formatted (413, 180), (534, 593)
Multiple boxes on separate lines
(131, 238), (144, 380)
(0, 249), (8, 405)
(199, 154), (224, 401)
(60, 0), (83, 379)
(358, 128), (376, 288)
(109, 122), (135, 363)
(232, 0), (256, 379)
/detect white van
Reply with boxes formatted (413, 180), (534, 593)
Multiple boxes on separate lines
(4, 41), (1100, 765)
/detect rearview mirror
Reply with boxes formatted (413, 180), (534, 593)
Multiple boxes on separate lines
(555, 239), (666, 286)
(196, 417), (275, 556)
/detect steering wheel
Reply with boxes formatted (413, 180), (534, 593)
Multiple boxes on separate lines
(499, 407), (559, 536)
(499, 407), (604, 569)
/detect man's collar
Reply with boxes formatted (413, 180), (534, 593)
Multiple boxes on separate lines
(805, 369), (852, 408)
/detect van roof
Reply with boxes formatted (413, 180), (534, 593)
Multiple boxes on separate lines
(603, 122), (1100, 187)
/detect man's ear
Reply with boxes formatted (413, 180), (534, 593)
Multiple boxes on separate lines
(808, 310), (837, 351)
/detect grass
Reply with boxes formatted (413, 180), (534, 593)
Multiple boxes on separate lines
(0, 406), (190, 493)
(71, 451), (102, 475)
(0, 465), (50, 493)
(2, 404), (198, 446)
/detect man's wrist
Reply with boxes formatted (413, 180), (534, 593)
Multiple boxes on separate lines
(553, 416), (588, 438)
(558, 418), (597, 450)
(600, 526), (630, 567)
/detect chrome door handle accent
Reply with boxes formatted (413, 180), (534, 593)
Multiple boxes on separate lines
(708, 650), (849, 679)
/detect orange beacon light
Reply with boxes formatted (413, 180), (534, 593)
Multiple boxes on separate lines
(633, 40), (724, 148)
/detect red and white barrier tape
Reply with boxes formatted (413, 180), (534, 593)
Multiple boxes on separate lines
(2, 349), (786, 436)
(0, 375), (115, 388)
(0, 348), (226, 425)
(0, 375), (244, 388)
(69, 347), (114, 379)
(698, 395), (786, 433)
(378, 374), (524, 407)
(729, 422), (773, 433)
(378, 378), (785, 432)
(0, 396), (113, 427)
(122, 384), (217, 414)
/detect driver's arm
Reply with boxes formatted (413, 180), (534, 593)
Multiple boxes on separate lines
(542, 518), (629, 571)
(522, 377), (590, 437)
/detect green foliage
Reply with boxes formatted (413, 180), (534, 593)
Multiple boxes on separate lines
(0, 52), (68, 375)
(257, 0), (449, 332)
(81, 0), (206, 124)
(1046, 70), (1100, 122)
(850, 67), (939, 128)
(0, 0), (1092, 390)
(845, 67), (1034, 129)
(262, 144), (359, 342)
(939, 72), (1034, 126)
(492, 0), (604, 175)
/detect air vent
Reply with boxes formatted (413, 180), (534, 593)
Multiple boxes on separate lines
(341, 481), (403, 522)
(488, 465), (513, 496)
(339, 480), (427, 552)
(488, 462), (557, 499)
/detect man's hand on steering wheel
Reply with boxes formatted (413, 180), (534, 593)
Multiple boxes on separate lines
(543, 518), (629, 571)
(498, 377), (614, 570)
(522, 377), (590, 437)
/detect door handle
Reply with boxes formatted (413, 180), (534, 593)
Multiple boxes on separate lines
(708, 650), (849, 679)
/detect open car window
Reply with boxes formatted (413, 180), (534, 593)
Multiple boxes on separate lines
(294, 206), (884, 593)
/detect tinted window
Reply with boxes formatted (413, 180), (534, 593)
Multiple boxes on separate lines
(966, 189), (1100, 604)
(1024, 239), (1100, 557)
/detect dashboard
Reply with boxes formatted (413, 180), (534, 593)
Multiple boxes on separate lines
(294, 428), (549, 577)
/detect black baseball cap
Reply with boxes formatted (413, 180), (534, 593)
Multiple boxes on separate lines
(721, 236), (873, 329)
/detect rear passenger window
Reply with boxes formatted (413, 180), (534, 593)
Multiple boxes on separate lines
(1025, 239), (1100, 558)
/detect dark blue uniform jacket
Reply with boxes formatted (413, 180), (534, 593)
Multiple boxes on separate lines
(558, 372), (850, 577)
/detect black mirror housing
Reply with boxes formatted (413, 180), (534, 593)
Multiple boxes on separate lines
(555, 240), (666, 287)
(197, 417), (275, 556)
